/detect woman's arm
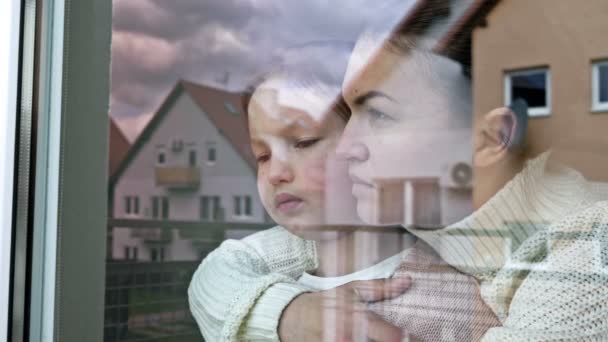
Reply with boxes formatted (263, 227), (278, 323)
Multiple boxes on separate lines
(482, 202), (608, 341)
(188, 226), (317, 341)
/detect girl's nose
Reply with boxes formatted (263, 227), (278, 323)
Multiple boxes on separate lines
(268, 157), (295, 186)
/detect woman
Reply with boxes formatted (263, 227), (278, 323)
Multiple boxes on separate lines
(191, 21), (608, 342)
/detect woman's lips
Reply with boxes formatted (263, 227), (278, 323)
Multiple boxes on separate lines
(274, 193), (304, 214)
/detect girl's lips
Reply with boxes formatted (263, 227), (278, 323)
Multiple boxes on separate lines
(275, 193), (304, 214)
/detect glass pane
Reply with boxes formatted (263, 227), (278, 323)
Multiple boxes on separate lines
(600, 64), (608, 103)
(101, 1), (608, 342)
(510, 71), (547, 107)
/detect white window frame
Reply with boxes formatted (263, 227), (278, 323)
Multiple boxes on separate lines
(234, 195), (253, 218)
(0, 0), (21, 338)
(504, 68), (551, 117)
(592, 60), (608, 112)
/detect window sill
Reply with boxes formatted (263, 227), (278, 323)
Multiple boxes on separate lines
(591, 106), (608, 114)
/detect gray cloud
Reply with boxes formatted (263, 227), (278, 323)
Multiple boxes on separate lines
(110, 0), (414, 125)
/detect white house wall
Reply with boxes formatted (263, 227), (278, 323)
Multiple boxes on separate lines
(113, 91), (269, 262)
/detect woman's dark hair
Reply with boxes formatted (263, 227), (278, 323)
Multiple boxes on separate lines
(241, 41), (354, 122)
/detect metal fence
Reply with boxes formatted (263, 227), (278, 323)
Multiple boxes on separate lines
(104, 219), (273, 342)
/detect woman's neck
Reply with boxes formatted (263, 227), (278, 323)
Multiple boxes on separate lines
(311, 229), (390, 278)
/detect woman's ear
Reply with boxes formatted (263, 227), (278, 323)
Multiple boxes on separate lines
(474, 107), (519, 168)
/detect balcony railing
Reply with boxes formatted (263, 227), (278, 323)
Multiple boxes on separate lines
(130, 227), (172, 243)
(155, 166), (200, 190)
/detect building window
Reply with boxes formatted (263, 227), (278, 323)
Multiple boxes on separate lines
(151, 197), (159, 219)
(505, 68), (550, 116)
(124, 246), (138, 261)
(124, 196), (131, 215)
(200, 196), (210, 220)
(212, 196), (222, 221)
(161, 197), (169, 219)
(201, 196), (223, 221)
(234, 195), (252, 217)
(151, 247), (165, 262)
(189, 150), (197, 166)
(206, 142), (217, 163)
(412, 181), (441, 228)
(592, 60), (608, 111)
(124, 196), (139, 215)
(151, 196), (168, 219)
(234, 196), (242, 216)
(157, 150), (166, 165)
(244, 196), (252, 216)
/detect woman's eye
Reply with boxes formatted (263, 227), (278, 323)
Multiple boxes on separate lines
(256, 154), (270, 164)
(368, 108), (394, 122)
(294, 138), (321, 149)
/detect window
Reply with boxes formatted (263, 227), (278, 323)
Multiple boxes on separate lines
(157, 151), (166, 164)
(150, 247), (165, 262)
(234, 195), (253, 217)
(245, 196), (252, 216)
(124, 246), (138, 261)
(161, 197), (169, 219)
(189, 150), (197, 166)
(207, 142), (217, 163)
(124, 197), (131, 214)
(124, 196), (139, 215)
(200, 196), (210, 220)
(412, 182), (441, 228)
(201, 196), (223, 221)
(505, 68), (550, 116)
(151, 196), (159, 219)
(150, 248), (157, 262)
(592, 60), (608, 111)
(234, 196), (242, 216)
(212, 196), (222, 221)
(151, 196), (168, 219)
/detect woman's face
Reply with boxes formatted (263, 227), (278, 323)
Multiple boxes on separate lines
(248, 79), (346, 233)
(337, 40), (471, 224)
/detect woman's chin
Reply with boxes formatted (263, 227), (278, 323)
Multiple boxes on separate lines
(355, 201), (377, 225)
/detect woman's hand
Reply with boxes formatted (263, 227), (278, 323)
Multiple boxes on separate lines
(279, 277), (412, 341)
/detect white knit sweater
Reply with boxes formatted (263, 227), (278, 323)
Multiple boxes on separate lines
(188, 153), (608, 341)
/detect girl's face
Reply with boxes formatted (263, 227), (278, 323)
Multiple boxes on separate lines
(248, 79), (346, 234)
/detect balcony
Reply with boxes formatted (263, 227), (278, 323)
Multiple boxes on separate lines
(155, 166), (200, 190)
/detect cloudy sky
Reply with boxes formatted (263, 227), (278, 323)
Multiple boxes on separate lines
(111, 0), (414, 140)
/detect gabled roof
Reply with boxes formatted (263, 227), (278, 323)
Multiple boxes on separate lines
(109, 117), (130, 177)
(433, 0), (501, 64)
(109, 80), (254, 189)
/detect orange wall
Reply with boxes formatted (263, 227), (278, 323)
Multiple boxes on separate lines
(472, 0), (608, 180)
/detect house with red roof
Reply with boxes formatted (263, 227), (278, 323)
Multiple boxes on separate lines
(109, 81), (270, 262)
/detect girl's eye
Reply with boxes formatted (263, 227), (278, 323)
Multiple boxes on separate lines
(256, 154), (270, 164)
(294, 138), (321, 149)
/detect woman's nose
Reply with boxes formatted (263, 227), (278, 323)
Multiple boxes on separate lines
(336, 118), (370, 163)
(268, 157), (295, 186)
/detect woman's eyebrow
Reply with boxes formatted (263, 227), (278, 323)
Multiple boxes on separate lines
(353, 90), (395, 106)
